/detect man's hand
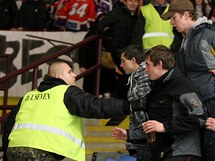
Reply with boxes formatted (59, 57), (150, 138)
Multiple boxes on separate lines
(143, 120), (165, 133)
(209, 69), (215, 75)
(111, 127), (127, 140)
(206, 117), (215, 131)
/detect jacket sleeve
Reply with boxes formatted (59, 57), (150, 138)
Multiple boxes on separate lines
(163, 95), (206, 134)
(131, 13), (145, 48)
(162, 76), (207, 134)
(64, 86), (130, 118)
(203, 28), (215, 70)
(126, 111), (146, 144)
(96, 9), (116, 34)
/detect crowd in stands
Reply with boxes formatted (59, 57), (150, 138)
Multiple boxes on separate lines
(2, 0), (215, 161)
(1, 0), (215, 100)
(1, 0), (214, 32)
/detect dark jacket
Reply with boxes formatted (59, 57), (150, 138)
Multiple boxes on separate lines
(146, 68), (206, 161)
(2, 76), (130, 160)
(18, 0), (48, 31)
(96, 3), (138, 67)
(0, 0), (19, 30)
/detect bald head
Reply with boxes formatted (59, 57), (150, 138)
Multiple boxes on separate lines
(48, 62), (65, 77)
(48, 61), (76, 85)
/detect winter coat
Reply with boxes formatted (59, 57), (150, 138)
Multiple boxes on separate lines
(0, 0), (19, 30)
(147, 67), (206, 161)
(181, 17), (215, 102)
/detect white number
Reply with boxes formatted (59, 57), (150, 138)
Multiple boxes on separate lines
(69, 3), (88, 18)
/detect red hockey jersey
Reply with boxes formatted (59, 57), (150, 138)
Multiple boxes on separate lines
(65, 0), (96, 31)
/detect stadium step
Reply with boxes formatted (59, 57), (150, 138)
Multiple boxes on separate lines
(84, 119), (129, 158)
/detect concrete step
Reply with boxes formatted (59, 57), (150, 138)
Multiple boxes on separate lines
(83, 118), (129, 160)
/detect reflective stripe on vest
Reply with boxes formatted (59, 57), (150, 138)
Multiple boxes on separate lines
(142, 32), (174, 39)
(13, 123), (85, 149)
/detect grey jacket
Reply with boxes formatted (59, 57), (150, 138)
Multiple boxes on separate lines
(181, 17), (215, 102)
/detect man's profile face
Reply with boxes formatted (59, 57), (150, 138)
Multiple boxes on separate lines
(145, 57), (162, 81)
(170, 12), (187, 33)
(120, 53), (137, 75)
(59, 63), (76, 85)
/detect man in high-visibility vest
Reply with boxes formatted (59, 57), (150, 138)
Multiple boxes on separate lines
(3, 61), (130, 161)
(132, 0), (182, 51)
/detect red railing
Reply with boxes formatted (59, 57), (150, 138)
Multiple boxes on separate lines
(0, 33), (103, 110)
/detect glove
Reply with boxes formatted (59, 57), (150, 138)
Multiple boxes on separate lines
(131, 97), (147, 111)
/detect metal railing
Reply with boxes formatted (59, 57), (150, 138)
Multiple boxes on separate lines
(0, 33), (103, 111)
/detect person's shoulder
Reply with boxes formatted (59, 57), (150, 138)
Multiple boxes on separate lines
(67, 85), (84, 93)
(171, 68), (191, 84)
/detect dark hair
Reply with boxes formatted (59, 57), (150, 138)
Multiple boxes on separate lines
(190, 0), (208, 18)
(177, 10), (196, 20)
(144, 45), (175, 70)
(121, 44), (144, 65)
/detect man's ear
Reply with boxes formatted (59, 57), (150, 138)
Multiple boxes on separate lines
(132, 57), (136, 63)
(55, 74), (61, 79)
(158, 60), (163, 69)
(184, 11), (190, 19)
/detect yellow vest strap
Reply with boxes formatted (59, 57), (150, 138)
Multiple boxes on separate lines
(13, 123), (85, 148)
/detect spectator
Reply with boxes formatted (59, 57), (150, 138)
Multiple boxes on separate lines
(94, 0), (120, 16)
(143, 45), (206, 161)
(161, 1), (215, 160)
(208, 2), (215, 22)
(50, 0), (69, 30)
(112, 44), (151, 161)
(96, 0), (139, 99)
(17, 0), (49, 31)
(42, 0), (57, 30)
(0, 0), (19, 30)
(63, 0), (97, 31)
(191, 0), (211, 19)
(132, 0), (177, 51)
(78, 13), (117, 95)
(2, 61), (130, 161)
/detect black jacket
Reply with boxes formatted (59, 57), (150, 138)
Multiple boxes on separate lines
(18, 0), (48, 31)
(146, 68), (206, 161)
(2, 76), (130, 160)
(96, 3), (138, 67)
(0, 0), (19, 30)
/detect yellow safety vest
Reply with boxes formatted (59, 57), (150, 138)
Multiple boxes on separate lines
(141, 3), (174, 49)
(9, 85), (85, 161)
